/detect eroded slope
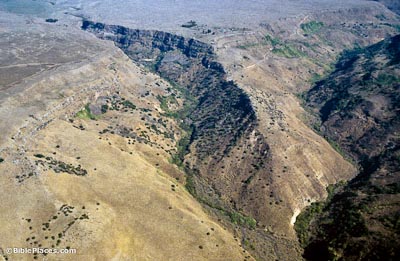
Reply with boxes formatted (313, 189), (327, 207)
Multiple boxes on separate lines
(300, 34), (400, 260)
(0, 26), (251, 260)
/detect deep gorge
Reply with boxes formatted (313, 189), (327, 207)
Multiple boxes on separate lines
(81, 20), (297, 260)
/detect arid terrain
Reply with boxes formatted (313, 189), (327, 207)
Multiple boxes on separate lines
(300, 34), (400, 260)
(0, 1), (399, 260)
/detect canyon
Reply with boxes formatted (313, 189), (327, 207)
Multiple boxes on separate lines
(0, 1), (399, 260)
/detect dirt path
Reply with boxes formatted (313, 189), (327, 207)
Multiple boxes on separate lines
(0, 63), (58, 69)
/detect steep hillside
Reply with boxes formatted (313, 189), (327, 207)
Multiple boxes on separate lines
(0, 19), (252, 260)
(300, 34), (400, 260)
(82, 19), (369, 260)
(82, 21), (304, 260)
(212, 0), (399, 243)
(374, 0), (400, 14)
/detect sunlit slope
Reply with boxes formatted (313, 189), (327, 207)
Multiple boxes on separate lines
(0, 42), (251, 260)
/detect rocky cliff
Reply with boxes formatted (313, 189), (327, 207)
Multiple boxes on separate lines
(82, 20), (308, 260)
(82, 20), (266, 208)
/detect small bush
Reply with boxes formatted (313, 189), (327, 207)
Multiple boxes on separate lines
(122, 100), (136, 109)
(182, 20), (197, 28)
(229, 211), (257, 229)
(45, 18), (58, 23)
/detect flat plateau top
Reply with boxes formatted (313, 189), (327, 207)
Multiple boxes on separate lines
(0, 0), (383, 32)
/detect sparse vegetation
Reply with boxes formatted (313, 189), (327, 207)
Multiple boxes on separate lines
(237, 34), (303, 57)
(325, 136), (353, 163)
(155, 82), (196, 168)
(122, 100), (137, 110)
(264, 34), (281, 47)
(229, 211), (257, 229)
(301, 21), (324, 34)
(272, 44), (305, 58)
(184, 172), (196, 195)
(295, 182), (345, 247)
(301, 35), (400, 261)
(35, 156), (88, 176)
(156, 94), (178, 113)
(264, 34), (305, 58)
(76, 104), (97, 120)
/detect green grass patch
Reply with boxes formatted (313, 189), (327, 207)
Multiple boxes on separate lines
(236, 34), (281, 50)
(272, 44), (305, 58)
(264, 34), (282, 46)
(301, 21), (324, 34)
(158, 81), (197, 168)
(170, 131), (192, 168)
(264, 34), (305, 58)
(236, 34), (306, 58)
(76, 104), (97, 120)
(229, 211), (257, 229)
(156, 94), (178, 114)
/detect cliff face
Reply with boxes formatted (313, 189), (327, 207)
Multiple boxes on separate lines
(83, 21), (308, 260)
(302, 34), (400, 260)
(82, 21), (267, 212)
